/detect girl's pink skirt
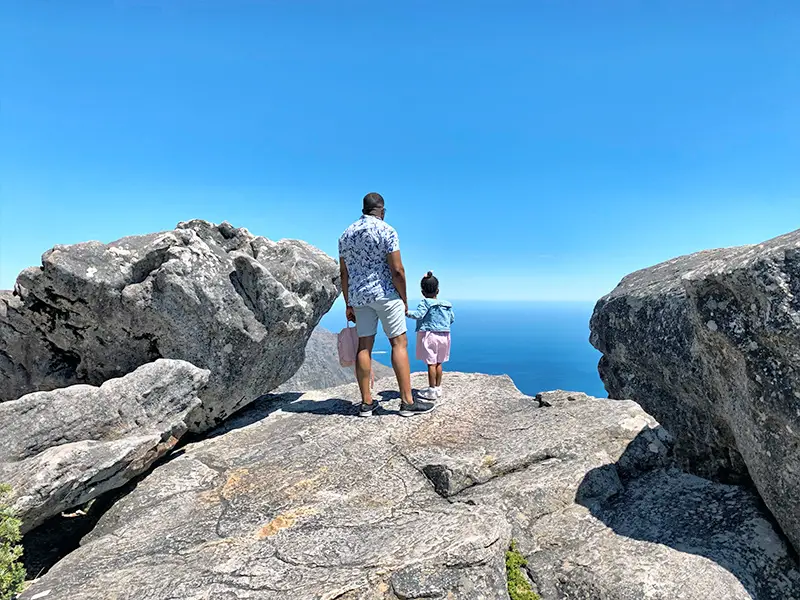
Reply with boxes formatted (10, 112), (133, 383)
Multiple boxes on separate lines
(416, 331), (451, 365)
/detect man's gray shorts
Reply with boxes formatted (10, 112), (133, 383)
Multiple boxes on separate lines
(354, 298), (407, 339)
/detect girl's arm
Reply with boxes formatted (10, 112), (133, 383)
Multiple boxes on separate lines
(406, 300), (429, 320)
(450, 307), (455, 324)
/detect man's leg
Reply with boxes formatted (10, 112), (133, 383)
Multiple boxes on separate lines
(427, 364), (437, 388)
(389, 333), (414, 405)
(353, 304), (380, 411)
(356, 335), (376, 404)
(378, 298), (432, 414)
(374, 298), (414, 406)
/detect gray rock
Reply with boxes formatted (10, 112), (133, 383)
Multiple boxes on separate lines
(590, 228), (800, 553)
(515, 468), (799, 600)
(20, 375), (800, 600)
(0, 359), (209, 532)
(0, 220), (339, 431)
(274, 327), (394, 393)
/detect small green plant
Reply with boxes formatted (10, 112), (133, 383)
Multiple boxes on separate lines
(0, 484), (25, 600)
(506, 540), (540, 600)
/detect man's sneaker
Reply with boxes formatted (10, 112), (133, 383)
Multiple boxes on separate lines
(399, 398), (436, 417)
(417, 387), (438, 400)
(359, 401), (380, 417)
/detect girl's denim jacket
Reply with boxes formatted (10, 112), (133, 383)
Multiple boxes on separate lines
(407, 298), (455, 332)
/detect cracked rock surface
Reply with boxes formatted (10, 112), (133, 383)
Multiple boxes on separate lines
(20, 374), (800, 600)
(0, 220), (340, 432)
(0, 359), (209, 532)
(590, 228), (800, 553)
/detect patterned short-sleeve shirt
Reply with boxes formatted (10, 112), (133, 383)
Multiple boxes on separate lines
(339, 216), (400, 306)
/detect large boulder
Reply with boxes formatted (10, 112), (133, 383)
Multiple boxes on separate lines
(515, 462), (799, 599)
(0, 220), (339, 431)
(0, 359), (208, 532)
(590, 229), (800, 553)
(275, 327), (394, 393)
(20, 374), (800, 600)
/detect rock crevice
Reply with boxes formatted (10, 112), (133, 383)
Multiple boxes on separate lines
(0, 359), (209, 532)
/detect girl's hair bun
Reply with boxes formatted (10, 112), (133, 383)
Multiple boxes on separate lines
(421, 271), (439, 296)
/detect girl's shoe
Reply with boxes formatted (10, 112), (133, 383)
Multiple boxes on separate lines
(417, 387), (438, 400)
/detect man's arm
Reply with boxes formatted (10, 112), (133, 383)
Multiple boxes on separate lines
(340, 257), (355, 322)
(387, 250), (408, 311)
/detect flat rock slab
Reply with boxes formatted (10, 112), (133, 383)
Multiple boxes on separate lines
(0, 220), (339, 432)
(590, 228), (800, 553)
(20, 374), (800, 600)
(0, 359), (209, 532)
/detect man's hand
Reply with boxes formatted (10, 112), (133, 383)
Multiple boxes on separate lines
(346, 306), (356, 323)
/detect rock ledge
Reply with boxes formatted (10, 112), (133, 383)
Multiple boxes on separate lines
(20, 373), (800, 600)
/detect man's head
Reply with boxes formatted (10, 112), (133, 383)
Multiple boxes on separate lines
(362, 192), (385, 218)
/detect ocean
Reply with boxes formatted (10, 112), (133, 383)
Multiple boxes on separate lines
(321, 301), (607, 398)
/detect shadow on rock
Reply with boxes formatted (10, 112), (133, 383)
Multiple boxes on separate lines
(277, 397), (364, 416)
(201, 387), (427, 440)
(575, 429), (800, 599)
(378, 389), (401, 401)
(199, 392), (304, 439)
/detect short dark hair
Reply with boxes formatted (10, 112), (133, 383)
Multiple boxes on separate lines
(421, 271), (439, 297)
(362, 192), (385, 215)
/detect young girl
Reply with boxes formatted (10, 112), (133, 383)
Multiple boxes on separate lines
(406, 272), (455, 400)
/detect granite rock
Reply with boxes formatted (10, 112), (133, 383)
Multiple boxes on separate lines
(591, 228), (800, 552)
(0, 359), (208, 532)
(0, 220), (339, 432)
(20, 375), (800, 600)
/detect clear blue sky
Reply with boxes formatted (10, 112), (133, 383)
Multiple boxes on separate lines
(1, 1), (798, 300)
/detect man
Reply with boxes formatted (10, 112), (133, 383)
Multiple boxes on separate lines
(339, 192), (435, 417)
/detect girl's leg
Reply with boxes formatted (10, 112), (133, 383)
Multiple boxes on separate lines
(436, 364), (443, 387)
(427, 364), (437, 388)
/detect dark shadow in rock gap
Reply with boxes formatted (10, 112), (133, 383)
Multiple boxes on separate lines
(22, 479), (138, 579)
(575, 428), (799, 600)
(21, 426), (209, 580)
